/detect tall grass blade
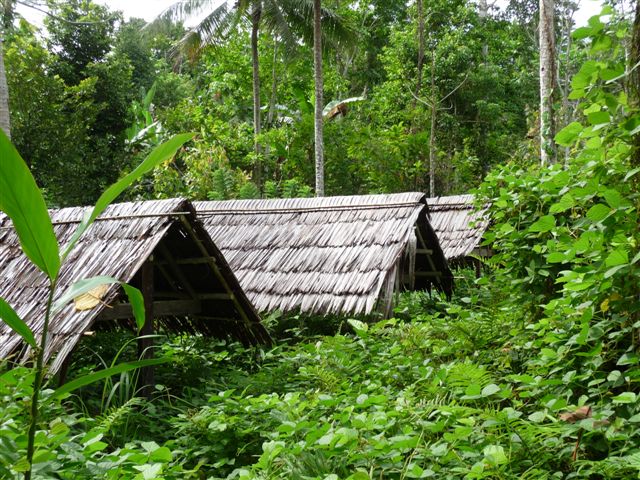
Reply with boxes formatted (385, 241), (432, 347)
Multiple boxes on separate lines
(52, 358), (167, 399)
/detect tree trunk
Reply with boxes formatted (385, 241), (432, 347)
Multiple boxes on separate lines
(631, 0), (639, 168)
(251, 1), (262, 188)
(429, 52), (436, 197)
(0, 31), (11, 140)
(479, 0), (489, 62)
(413, 0), (425, 102)
(539, 0), (557, 165)
(313, 0), (324, 196)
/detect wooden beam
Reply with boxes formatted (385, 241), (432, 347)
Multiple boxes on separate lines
(177, 216), (254, 328)
(155, 257), (217, 266)
(415, 271), (442, 278)
(98, 299), (203, 321)
(198, 292), (234, 301)
(415, 226), (429, 250)
(157, 243), (198, 299)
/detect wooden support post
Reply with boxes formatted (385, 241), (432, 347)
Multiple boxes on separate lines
(138, 258), (155, 397)
(57, 351), (72, 387)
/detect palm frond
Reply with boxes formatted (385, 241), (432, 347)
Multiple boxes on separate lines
(165, 0), (246, 62)
(261, 1), (297, 53)
(154, 0), (226, 23)
(277, 0), (355, 51)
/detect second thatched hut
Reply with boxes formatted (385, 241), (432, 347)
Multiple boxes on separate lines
(195, 192), (453, 317)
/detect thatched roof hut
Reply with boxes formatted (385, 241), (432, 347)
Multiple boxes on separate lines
(0, 199), (269, 374)
(427, 194), (490, 261)
(194, 193), (453, 317)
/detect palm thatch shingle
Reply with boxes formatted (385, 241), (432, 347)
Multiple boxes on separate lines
(195, 192), (453, 316)
(427, 194), (490, 261)
(0, 198), (269, 374)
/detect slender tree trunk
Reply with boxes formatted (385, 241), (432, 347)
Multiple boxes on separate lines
(267, 39), (278, 128)
(1, 0), (13, 134)
(630, 0), (639, 168)
(559, 3), (575, 164)
(0, 30), (11, 139)
(314, 0), (324, 196)
(264, 38), (278, 166)
(429, 52), (436, 197)
(251, 1), (262, 188)
(413, 0), (425, 103)
(539, 0), (557, 165)
(479, 0), (489, 62)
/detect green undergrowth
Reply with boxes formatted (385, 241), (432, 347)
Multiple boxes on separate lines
(3, 268), (640, 479)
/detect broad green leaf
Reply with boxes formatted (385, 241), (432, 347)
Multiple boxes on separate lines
(62, 133), (195, 260)
(571, 61), (599, 89)
(121, 284), (146, 332)
(464, 384), (482, 397)
(555, 122), (583, 146)
(612, 392), (637, 404)
(150, 446), (173, 463)
(617, 353), (639, 366)
(547, 252), (567, 263)
(52, 358), (167, 398)
(348, 319), (369, 337)
(586, 204), (611, 222)
(605, 265), (627, 278)
(529, 215), (556, 233)
(549, 193), (575, 213)
(605, 249), (628, 267)
(572, 26), (593, 39)
(0, 298), (36, 348)
(624, 167), (640, 182)
(587, 111), (610, 126)
(0, 129), (60, 280)
(603, 189), (623, 209)
(528, 411), (546, 423)
(483, 445), (508, 466)
(481, 384), (501, 397)
(53, 276), (145, 331)
(346, 473), (371, 480)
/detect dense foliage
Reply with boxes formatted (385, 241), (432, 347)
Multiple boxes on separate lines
(4, 0), (551, 204)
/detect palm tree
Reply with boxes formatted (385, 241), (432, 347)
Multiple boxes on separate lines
(1, 0), (15, 139)
(313, 0), (323, 196)
(156, 0), (350, 190)
(157, 0), (299, 188)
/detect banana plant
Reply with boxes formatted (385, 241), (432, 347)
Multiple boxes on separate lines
(0, 129), (194, 479)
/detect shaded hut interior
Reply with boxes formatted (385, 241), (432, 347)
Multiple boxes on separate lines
(195, 193), (453, 317)
(0, 199), (269, 376)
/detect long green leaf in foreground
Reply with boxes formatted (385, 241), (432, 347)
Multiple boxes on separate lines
(52, 358), (167, 399)
(0, 298), (36, 348)
(52, 276), (146, 331)
(62, 133), (195, 260)
(0, 130), (60, 280)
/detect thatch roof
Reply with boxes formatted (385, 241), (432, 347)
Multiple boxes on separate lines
(427, 194), (490, 261)
(194, 193), (453, 316)
(0, 199), (269, 374)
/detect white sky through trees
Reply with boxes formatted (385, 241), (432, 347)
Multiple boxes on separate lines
(17, 0), (605, 28)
